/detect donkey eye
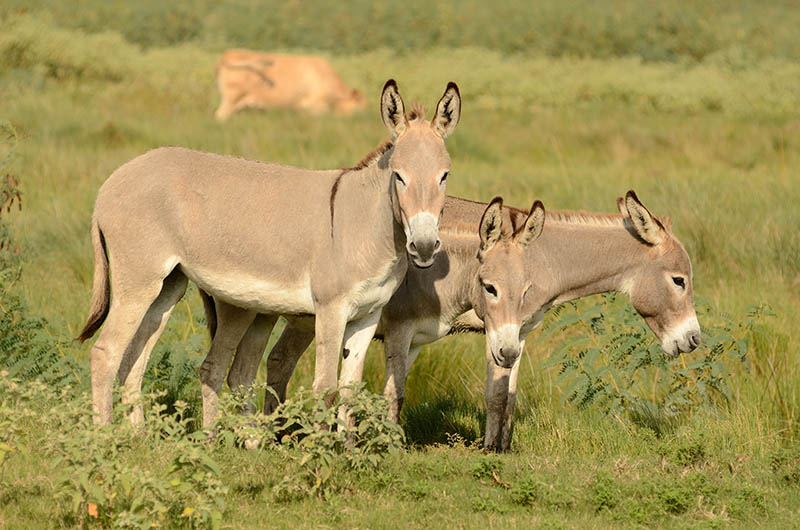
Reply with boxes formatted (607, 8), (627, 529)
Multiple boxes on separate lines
(483, 282), (498, 297)
(439, 171), (449, 186)
(393, 172), (406, 187)
(672, 276), (686, 289)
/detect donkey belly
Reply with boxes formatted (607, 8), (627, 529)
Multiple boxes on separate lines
(183, 266), (315, 315)
(410, 317), (453, 349)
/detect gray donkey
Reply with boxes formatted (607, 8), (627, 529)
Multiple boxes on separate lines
(78, 79), (461, 426)
(209, 191), (700, 450)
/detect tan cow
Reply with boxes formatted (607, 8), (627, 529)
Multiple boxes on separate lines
(214, 49), (367, 120)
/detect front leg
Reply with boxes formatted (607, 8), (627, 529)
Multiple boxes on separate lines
(484, 338), (512, 452)
(313, 303), (349, 406)
(500, 345), (522, 452)
(382, 325), (416, 424)
(338, 311), (382, 424)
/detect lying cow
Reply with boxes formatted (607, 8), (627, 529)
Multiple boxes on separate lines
(214, 49), (367, 120)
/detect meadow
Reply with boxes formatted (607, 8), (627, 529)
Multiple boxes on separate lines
(1, 3), (799, 528)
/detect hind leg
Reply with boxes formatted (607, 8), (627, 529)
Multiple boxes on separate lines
(226, 313), (279, 413)
(199, 302), (257, 427)
(264, 322), (314, 414)
(90, 276), (171, 425)
(117, 269), (188, 425)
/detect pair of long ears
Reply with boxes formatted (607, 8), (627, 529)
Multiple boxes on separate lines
(617, 190), (670, 246)
(380, 79), (461, 139)
(479, 197), (545, 257)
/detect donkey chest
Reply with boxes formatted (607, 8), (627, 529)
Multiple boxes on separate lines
(520, 303), (552, 337)
(346, 258), (406, 320)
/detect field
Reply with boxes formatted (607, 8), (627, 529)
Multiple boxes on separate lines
(1, 2), (799, 528)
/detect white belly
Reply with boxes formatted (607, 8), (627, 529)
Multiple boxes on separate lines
(185, 267), (315, 314)
(410, 317), (452, 348)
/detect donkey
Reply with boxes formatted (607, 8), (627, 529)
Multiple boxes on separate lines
(213, 191), (700, 451)
(77, 79), (462, 426)
(205, 197), (546, 418)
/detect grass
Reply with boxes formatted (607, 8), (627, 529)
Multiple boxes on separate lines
(1, 9), (799, 529)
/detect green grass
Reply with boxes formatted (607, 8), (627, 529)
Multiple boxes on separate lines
(1, 10), (799, 529)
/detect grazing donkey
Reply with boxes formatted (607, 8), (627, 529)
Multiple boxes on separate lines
(212, 191), (700, 451)
(78, 79), (462, 426)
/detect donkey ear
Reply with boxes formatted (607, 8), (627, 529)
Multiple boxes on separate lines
(432, 82), (461, 138)
(624, 190), (663, 246)
(381, 79), (407, 138)
(479, 197), (504, 255)
(515, 200), (545, 250)
(616, 196), (628, 216)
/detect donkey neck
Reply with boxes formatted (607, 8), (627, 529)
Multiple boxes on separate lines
(330, 149), (406, 260)
(437, 227), (483, 323)
(536, 214), (654, 305)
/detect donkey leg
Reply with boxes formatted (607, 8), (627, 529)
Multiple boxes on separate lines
(382, 327), (415, 424)
(338, 311), (381, 396)
(312, 304), (349, 407)
(337, 311), (382, 424)
(500, 346), (523, 452)
(89, 279), (167, 425)
(117, 269), (188, 425)
(264, 324), (314, 414)
(484, 339), (511, 452)
(199, 302), (257, 427)
(227, 314), (279, 413)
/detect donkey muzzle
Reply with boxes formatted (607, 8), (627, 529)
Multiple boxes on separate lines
(661, 316), (702, 357)
(406, 212), (441, 268)
(488, 324), (522, 369)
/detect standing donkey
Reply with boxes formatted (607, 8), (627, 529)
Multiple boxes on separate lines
(78, 79), (462, 426)
(212, 191), (700, 451)
(205, 196), (546, 419)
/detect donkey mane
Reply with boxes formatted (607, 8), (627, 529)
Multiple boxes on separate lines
(331, 138), (396, 237)
(547, 210), (672, 231)
(341, 138), (394, 173)
(408, 102), (426, 121)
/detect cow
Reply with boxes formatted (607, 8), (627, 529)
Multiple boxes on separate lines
(214, 49), (367, 120)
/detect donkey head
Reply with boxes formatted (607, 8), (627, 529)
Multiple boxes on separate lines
(475, 198), (546, 369)
(618, 190), (701, 357)
(381, 79), (461, 268)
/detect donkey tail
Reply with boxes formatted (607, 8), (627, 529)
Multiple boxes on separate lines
(77, 217), (110, 342)
(199, 289), (217, 340)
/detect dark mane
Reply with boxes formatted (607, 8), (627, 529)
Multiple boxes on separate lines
(331, 138), (395, 237)
(408, 102), (426, 121)
(341, 138), (394, 173)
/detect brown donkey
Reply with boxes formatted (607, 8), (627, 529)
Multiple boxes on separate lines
(78, 79), (461, 426)
(212, 191), (700, 450)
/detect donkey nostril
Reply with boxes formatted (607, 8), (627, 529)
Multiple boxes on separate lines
(433, 240), (441, 251)
(689, 332), (701, 349)
(409, 241), (417, 253)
